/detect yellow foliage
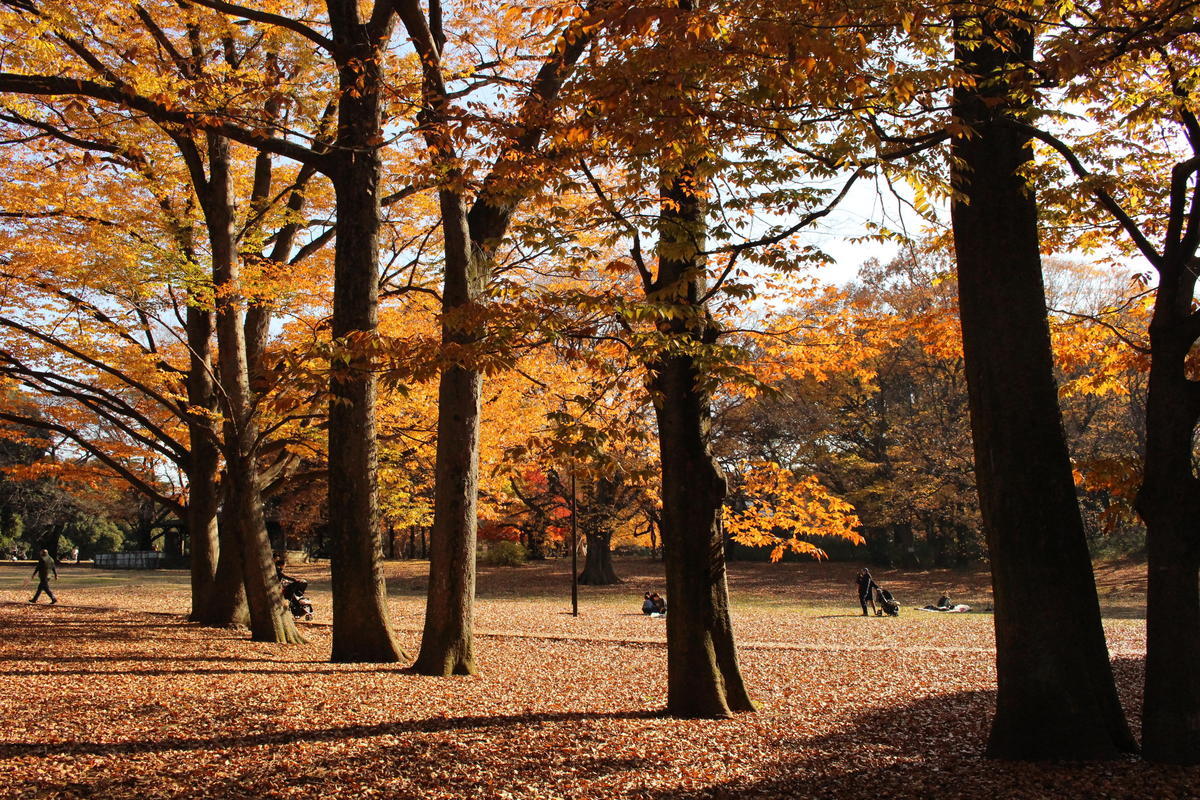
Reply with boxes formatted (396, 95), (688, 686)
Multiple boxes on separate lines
(726, 461), (862, 562)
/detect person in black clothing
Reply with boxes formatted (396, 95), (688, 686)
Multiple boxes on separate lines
(642, 592), (656, 615)
(29, 549), (57, 604)
(274, 555), (307, 602)
(855, 568), (878, 617)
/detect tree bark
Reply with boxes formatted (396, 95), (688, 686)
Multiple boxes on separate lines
(1137, 265), (1200, 763)
(413, 194), (482, 676)
(184, 303), (224, 624)
(204, 133), (304, 644)
(652, 356), (753, 717)
(395, 0), (596, 675)
(212, 499), (250, 627)
(324, 9), (404, 661)
(648, 170), (753, 718)
(578, 529), (621, 585)
(950, 15), (1134, 759)
(577, 477), (622, 585)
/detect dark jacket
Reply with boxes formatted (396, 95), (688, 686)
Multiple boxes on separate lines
(33, 555), (57, 582)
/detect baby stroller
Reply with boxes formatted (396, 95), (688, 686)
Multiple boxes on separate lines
(875, 585), (900, 616)
(282, 578), (314, 621)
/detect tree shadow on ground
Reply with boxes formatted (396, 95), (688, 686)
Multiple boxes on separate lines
(0, 709), (659, 759)
(639, 657), (1194, 800)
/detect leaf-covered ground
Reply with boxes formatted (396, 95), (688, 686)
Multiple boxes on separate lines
(0, 557), (1192, 799)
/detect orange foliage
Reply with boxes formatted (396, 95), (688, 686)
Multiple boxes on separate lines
(726, 461), (863, 562)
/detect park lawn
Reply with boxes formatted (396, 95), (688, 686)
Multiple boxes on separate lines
(0, 557), (1187, 799)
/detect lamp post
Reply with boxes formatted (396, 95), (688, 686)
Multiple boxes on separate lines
(570, 468), (578, 617)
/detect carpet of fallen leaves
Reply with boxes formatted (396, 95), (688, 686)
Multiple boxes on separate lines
(0, 557), (1193, 800)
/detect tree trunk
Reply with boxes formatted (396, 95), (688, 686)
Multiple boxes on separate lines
(578, 529), (621, 585)
(577, 477), (622, 585)
(414, 193), (482, 676)
(205, 133), (303, 645)
(1138, 289), (1200, 763)
(184, 303), (224, 624)
(395, 0), (595, 674)
(892, 522), (918, 568)
(323, 31), (404, 661)
(648, 170), (753, 718)
(224, 452), (299, 642)
(652, 356), (753, 717)
(950, 16), (1134, 759)
(212, 501), (250, 627)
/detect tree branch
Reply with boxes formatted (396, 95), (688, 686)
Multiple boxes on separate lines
(0, 410), (184, 514)
(0, 73), (324, 167)
(1016, 120), (1164, 270)
(178, 0), (334, 52)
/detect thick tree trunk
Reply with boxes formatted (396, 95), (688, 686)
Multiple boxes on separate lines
(577, 528), (621, 585)
(648, 171), (753, 718)
(414, 194), (482, 676)
(204, 134), (303, 645)
(323, 42), (404, 662)
(224, 451), (300, 642)
(395, 0), (595, 675)
(652, 356), (753, 717)
(950, 16), (1134, 759)
(212, 501), (250, 627)
(414, 363), (481, 675)
(578, 477), (623, 584)
(1138, 307), (1200, 763)
(184, 303), (224, 624)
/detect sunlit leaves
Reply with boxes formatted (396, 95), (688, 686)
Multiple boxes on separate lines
(726, 461), (862, 562)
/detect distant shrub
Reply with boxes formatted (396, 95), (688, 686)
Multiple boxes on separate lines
(480, 540), (527, 567)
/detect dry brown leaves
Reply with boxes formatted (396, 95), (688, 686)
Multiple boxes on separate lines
(0, 558), (1192, 799)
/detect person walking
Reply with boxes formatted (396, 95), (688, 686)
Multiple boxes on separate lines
(29, 549), (58, 604)
(855, 567), (878, 617)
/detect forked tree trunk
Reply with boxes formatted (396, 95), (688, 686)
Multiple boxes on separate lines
(396, 0), (597, 675)
(1138, 273), (1200, 764)
(324, 23), (404, 662)
(413, 196), (482, 676)
(204, 133), (304, 644)
(950, 15), (1134, 759)
(649, 171), (753, 719)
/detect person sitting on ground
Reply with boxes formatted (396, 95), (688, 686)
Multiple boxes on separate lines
(651, 592), (667, 615)
(855, 568), (879, 617)
(922, 592), (954, 610)
(642, 591), (656, 615)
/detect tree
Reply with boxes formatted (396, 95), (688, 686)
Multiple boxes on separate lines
(0, 2), (348, 633)
(948, 6), (1135, 758)
(395, 0), (607, 676)
(1027, 4), (1200, 761)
